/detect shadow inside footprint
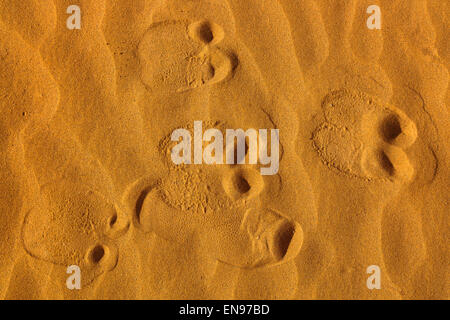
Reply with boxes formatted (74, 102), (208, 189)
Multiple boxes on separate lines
(222, 168), (264, 201)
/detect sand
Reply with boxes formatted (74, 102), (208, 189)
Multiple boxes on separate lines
(0, 0), (448, 300)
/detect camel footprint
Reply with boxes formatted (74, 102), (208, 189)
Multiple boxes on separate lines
(21, 187), (126, 285)
(313, 89), (417, 181)
(124, 126), (303, 269)
(21, 128), (130, 285)
(138, 19), (237, 93)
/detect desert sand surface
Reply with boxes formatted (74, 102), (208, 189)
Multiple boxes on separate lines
(0, 0), (448, 300)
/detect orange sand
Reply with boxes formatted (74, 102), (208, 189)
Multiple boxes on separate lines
(0, 0), (448, 300)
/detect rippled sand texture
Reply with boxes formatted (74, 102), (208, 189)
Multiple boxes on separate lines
(0, 0), (448, 300)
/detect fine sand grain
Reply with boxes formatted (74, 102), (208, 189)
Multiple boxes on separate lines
(0, 0), (448, 300)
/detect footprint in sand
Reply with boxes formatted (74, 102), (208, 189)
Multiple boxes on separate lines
(123, 122), (303, 270)
(128, 170), (303, 270)
(21, 128), (130, 286)
(138, 20), (237, 94)
(312, 89), (418, 182)
(21, 183), (130, 285)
